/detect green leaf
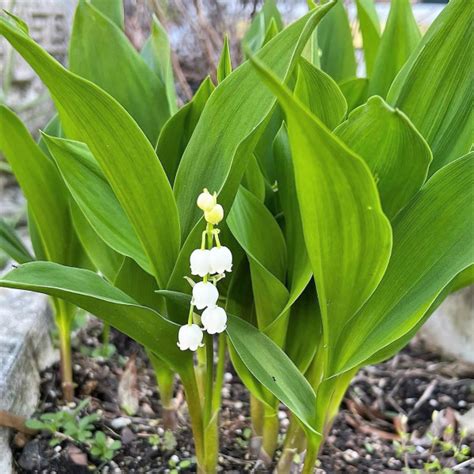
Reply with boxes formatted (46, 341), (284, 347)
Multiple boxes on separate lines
(335, 153), (474, 374)
(339, 77), (369, 112)
(273, 125), (312, 298)
(295, 58), (347, 130)
(156, 77), (215, 183)
(0, 262), (191, 370)
(141, 15), (177, 115)
(0, 219), (34, 264)
(43, 136), (152, 275)
(0, 106), (72, 265)
(284, 282), (321, 374)
(70, 1), (170, 143)
(173, 2), (336, 238)
(70, 202), (123, 282)
(226, 314), (318, 434)
(387, 0), (472, 174)
(216, 35), (232, 83)
(242, 154), (266, 202)
(262, 18), (279, 46)
(368, 0), (420, 98)
(335, 96), (432, 219)
(250, 55), (392, 354)
(242, 0), (283, 55)
(2, 10), (28, 34)
(355, 0), (380, 76)
(317, 0), (356, 82)
(90, 0), (124, 29)
(0, 17), (181, 288)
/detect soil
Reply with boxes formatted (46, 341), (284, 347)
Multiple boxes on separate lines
(9, 319), (474, 473)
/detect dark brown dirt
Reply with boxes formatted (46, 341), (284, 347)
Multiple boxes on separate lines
(10, 318), (474, 473)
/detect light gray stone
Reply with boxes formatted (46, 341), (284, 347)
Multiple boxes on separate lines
(421, 286), (474, 363)
(0, 287), (56, 474)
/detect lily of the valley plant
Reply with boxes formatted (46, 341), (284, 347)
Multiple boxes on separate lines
(0, 0), (472, 472)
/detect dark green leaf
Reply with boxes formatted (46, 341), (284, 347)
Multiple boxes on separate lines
(355, 0), (380, 76)
(0, 218), (34, 264)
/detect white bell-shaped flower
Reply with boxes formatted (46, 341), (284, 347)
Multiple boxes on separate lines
(190, 249), (211, 277)
(201, 306), (227, 334)
(177, 324), (204, 351)
(197, 189), (216, 212)
(192, 281), (219, 310)
(209, 246), (233, 274)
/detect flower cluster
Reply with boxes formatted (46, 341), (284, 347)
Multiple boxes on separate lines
(177, 189), (233, 351)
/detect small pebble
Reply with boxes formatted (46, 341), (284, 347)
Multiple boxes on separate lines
(342, 449), (359, 463)
(235, 401), (243, 410)
(111, 417), (131, 429)
(387, 457), (401, 468)
(170, 454), (180, 464)
(278, 410), (287, 420)
(224, 372), (233, 383)
(157, 427), (165, 435)
(429, 399), (438, 407)
(281, 418), (290, 428)
(54, 445), (62, 453)
(459, 400), (467, 407)
(222, 387), (230, 398)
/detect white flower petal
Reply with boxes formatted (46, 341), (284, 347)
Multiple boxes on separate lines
(190, 249), (211, 277)
(192, 282), (219, 310)
(209, 246), (233, 274)
(201, 306), (227, 334)
(177, 324), (203, 351)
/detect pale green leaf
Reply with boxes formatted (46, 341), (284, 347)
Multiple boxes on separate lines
(70, 1), (170, 143)
(0, 17), (181, 288)
(335, 153), (474, 374)
(173, 2), (336, 238)
(368, 0), (420, 98)
(217, 35), (232, 83)
(90, 0), (124, 29)
(295, 58), (347, 130)
(387, 0), (472, 174)
(141, 15), (178, 114)
(317, 0), (356, 82)
(251, 55), (392, 354)
(335, 96), (432, 219)
(0, 262), (190, 370)
(339, 77), (369, 111)
(356, 0), (380, 76)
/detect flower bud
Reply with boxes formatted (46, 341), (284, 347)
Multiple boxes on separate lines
(204, 204), (224, 225)
(192, 281), (219, 310)
(190, 249), (211, 277)
(197, 189), (216, 212)
(201, 306), (227, 334)
(209, 246), (233, 274)
(177, 324), (204, 351)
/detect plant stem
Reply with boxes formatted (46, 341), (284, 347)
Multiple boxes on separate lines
(275, 415), (306, 473)
(212, 333), (226, 413)
(249, 395), (264, 456)
(259, 404), (280, 466)
(301, 435), (320, 474)
(204, 333), (214, 426)
(55, 300), (74, 403)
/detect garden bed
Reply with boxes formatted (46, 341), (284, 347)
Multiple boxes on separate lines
(10, 319), (473, 473)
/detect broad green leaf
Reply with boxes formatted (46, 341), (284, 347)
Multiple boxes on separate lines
(173, 2), (336, 238)
(242, 155), (266, 202)
(141, 15), (177, 115)
(0, 106), (72, 265)
(90, 0), (124, 29)
(0, 17), (181, 288)
(295, 58), (347, 130)
(0, 262), (190, 370)
(262, 18), (279, 46)
(387, 0), (472, 174)
(335, 96), (432, 219)
(228, 187), (289, 339)
(368, 0), (420, 98)
(284, 282), (321, 374)
(70, 202), (123, 283)
(228, 187), (286, 281)
(335, 153), (474, 374)
(317, 0), (356, 82)
(339, 77), (369, 111)
(156, 77), (215, 183)
(356, 0), (380, 76)
(273, 125), (312, 297)
(226, 314), (318, 434)
(0, 219), (34, 264)
(216, 35), (232, 83)
(242, 0), (283, 55)
(43, 136), (152, 275)
(251, 55), (392, 354)
(70, 1), (170, 143)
